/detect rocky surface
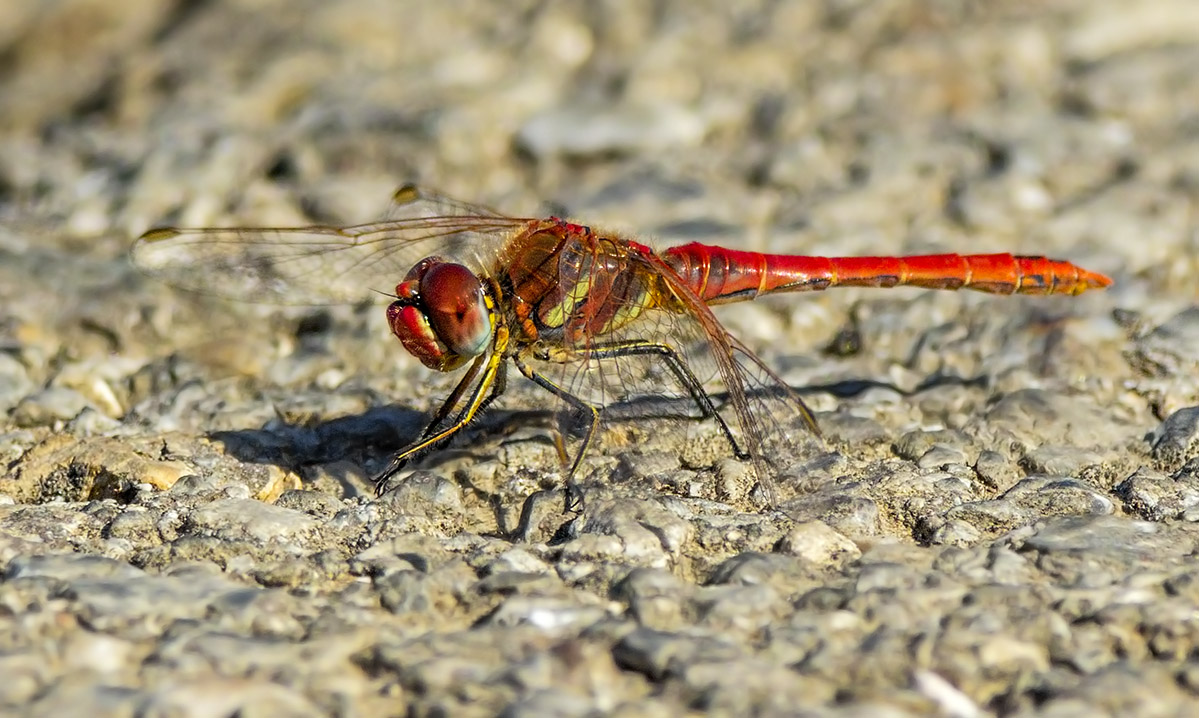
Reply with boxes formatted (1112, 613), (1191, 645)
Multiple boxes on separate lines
(0, 0), (1196, 716)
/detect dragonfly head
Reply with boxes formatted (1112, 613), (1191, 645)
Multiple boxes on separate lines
(388, 258), (492, 372)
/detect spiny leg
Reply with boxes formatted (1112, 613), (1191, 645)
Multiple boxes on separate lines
(444, 362), (508, 435)
(419, 353), (488, 439)
(394, 364), (509, 494)
(513, 355), (599, 513)
(372, 355), (487, 493)
(512, 340), (745, 527)
(585, 339), (749, 461)
(373, 343), (508, 495)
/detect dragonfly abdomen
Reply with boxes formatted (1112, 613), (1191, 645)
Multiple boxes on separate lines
(664, 243), (1112, 304)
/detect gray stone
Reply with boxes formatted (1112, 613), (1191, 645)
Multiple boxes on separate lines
(6, 553), (146, 581)
(137, 680), (326, 718)
(516, 103), (707, 159)
(929, 518), (984, 547)
(776, 520), (862, 567)
(985, 389), (1122, 449)
(1115, 466), (1199, 521)
(25, 682), (143, 718)
(374, 471), (465, 521)
(567, 499), (693, 567)
(1018, 515), (1164, 557)
(1132, 306), (1199, 377)
(482, 596), (609, 632)
(816, 413), (891, 446)
(186, 498), (319, 546)
(57, 573), (242, 639)
(611, 567), (694, 631)
(612, 627), (745, 682)
(974, 450), (1022, 492)
(1150, 405), (1199, 471)
(782, 491), (882, 537)
(1002, 476), (1115, 517)
(0, 352), (34, 413)
(893, 429), (971, 462)
(1020, 446), (1106, 476)
(11, 387), (91, 427)
(273, 489), (345, 519)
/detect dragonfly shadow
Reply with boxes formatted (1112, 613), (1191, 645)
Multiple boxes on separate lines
(599, 371), (989, 425)
(205, 372), (988, 504)
(210, 401), (570, 540)
(210, 405), (424, 495)
(208, 403), (563, 497)
(803, 372), (989, 399)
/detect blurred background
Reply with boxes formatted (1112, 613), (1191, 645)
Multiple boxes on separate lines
(4, 0), (1182, 412)
(5, 0), (1183, 266)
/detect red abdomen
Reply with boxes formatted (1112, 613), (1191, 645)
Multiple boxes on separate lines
(663, 243), (1112, 304)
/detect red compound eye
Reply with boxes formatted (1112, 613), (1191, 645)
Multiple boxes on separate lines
(418, 262), (490, 359)
(387, 259), (490, 372)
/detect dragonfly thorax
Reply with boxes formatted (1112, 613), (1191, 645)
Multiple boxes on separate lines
(387, 257), (493, 372)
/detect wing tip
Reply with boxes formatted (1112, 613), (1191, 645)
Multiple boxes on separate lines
(137, 227), (182, 242)
(391, 183), (423, 206)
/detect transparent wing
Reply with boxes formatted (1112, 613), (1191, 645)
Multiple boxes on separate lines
(131, 185), (532, 305)
(525, 249), (821, 501)
(379, 184), (511, 221)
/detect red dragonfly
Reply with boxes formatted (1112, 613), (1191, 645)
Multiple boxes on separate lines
(133, 185), (1112, 501)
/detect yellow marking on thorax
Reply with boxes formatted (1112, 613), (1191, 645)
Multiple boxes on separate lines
(541, 272), (594, 329)
(601, 286), (654, 334)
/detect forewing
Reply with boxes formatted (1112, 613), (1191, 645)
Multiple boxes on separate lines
(131, 185), (530, 305)
(381, 184), (512, 220)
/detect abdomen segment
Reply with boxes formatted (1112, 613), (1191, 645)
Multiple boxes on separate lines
(663, 243), (1113, 304)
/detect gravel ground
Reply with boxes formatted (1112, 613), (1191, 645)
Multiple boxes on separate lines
(2, 1), (1198, 716)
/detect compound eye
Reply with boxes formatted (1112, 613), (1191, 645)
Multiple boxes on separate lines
(419, 263), (491, 358)
(402, 256), (445, 282)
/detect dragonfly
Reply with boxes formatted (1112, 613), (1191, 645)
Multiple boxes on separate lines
(133, 185), (1112, 503)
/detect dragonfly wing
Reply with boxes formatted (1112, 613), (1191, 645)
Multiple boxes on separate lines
(132, 191), (531, 305)
(524, 249), (819, 500)
(382, 184), (512, 220)
(645, 254), (823, 495)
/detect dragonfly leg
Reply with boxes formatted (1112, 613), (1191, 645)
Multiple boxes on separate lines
(512, 354), (600, 511)
(415, 358), (509, 445)
(443, 362), (508, 436)
(373, 335), (509, 495)
(564, 481), (586, 514)
(585, 339), (750, 461)
(419, 353), (488, 438)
